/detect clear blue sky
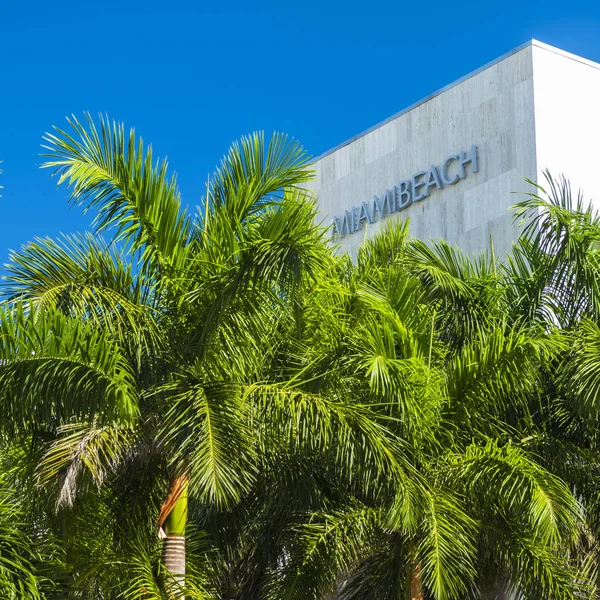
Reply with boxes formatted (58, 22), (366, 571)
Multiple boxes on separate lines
(1, 0), (599, 264)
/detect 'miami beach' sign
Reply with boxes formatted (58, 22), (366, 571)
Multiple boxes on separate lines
(333, 145), (478, 237)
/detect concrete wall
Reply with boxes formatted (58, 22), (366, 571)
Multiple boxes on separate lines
(311, 41), (600, 259)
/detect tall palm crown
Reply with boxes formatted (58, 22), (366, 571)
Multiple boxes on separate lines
(0, 114), (339, 598)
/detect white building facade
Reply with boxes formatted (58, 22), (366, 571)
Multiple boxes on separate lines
(310, 40), (600, 258)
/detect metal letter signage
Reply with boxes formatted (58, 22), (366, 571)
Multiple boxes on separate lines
(332, 145), (478, 237)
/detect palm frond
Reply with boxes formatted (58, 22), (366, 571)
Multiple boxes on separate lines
(0, 303), (139, 433)
(0, 476), (41, 598)
(157, 376), (256, 508)
(188, 187), (330, 356)
(510, 172), (600, 326)
(446, 323), (559, 432)
(42, 113), (192, 270)
(200, 131), (313, 231)
(37, 422), (136, 509)
(416, 490), (478, 600)
(3, 233), (163, 361)
(446, 441), (581, 547)
(559, 320), (600, 421)
(267, 504), (379, 600)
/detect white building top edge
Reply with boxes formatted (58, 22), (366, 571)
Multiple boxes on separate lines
(312, 40), (600, 163)
(532, 39), (600, 71)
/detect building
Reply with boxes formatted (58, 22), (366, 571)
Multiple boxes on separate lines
(310, 40), (600, 258)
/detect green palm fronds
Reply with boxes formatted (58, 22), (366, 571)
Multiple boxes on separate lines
(3, 118), (600, 598)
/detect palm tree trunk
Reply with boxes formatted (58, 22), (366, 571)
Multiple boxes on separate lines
(408, 562), (424, 600)
(158, 473), (189, 599)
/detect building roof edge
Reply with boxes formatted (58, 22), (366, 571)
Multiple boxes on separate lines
(312, 40), (537, 163)
(530, 39), (600, 71)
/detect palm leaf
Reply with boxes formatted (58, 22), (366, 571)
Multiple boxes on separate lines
(42, 113), (192, 271)
(3, 233), (163, 360)
(0, 303), (139, 433)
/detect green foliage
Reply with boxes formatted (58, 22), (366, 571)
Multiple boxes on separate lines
(0, 473), (41, 598)
(3, 119), (600, 599)
(0, 303), (139, 433)
(42, 113), (192, 271)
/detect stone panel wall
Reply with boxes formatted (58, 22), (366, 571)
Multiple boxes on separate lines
(311, 43), (542, 259)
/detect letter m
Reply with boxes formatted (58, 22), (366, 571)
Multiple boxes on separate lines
(373, 189), (395, 219)
(333, 211), (353, 237)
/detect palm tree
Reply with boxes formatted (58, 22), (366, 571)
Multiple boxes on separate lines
(252, 218), (590, 600)
(0, 114), (408, 598)
(504, 173), (600, 597)
(0, 113), (320, 595)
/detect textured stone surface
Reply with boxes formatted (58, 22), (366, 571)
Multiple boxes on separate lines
(310, 41), (600, 260)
